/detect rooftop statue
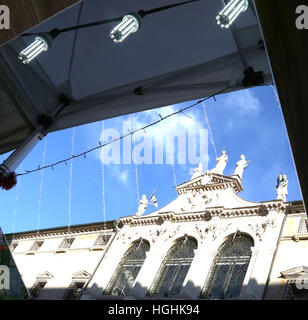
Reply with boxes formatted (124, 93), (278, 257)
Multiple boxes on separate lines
(136, 193), (158, 217)
(234, 154), (250, 180)
(276, 174), (288, 202)
(191, 162), (203, 180)
(211, 150), (228, 175)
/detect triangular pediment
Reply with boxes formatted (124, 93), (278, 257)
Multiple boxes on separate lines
(176, 171), (243, 195)
(36, 271), (53, 279)
(146, 173), (259, 216)
(281, 266), (308, 279)
(72, 270), (91, 279)
(132, 170), (283, 220)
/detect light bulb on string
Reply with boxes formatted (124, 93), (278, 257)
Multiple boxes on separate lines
(216, 0), (249, 29)
(18, 0), (198, 63)
(110, 13), (141, 43)
(18, 34), (51, 64)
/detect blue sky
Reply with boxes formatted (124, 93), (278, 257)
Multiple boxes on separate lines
(0, 85), (303, 234)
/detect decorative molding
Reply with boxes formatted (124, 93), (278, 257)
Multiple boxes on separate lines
(194, 222), (232, 243)
(9, 228), (114, 241)
(175, 173), (243, 194)
(280, 266), (308, 279)
(119, 202), (285, 228)
(72, 270), (91, 279)
(36, 271), (54, 279)
(148, 228), (168, 243)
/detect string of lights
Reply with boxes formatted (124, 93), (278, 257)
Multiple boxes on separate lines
(217, 0), (249, 28)
(19, 0), (199, 64)
(18, 0), (251, 64)
(16, 87), (229, 177)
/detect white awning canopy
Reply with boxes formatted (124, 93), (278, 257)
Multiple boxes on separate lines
(0, 0), (272, 155)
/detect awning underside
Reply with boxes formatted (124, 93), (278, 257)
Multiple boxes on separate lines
(0, 0), (272, 156)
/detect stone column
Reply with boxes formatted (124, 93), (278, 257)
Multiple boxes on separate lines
(239, 247), (276, 300)
(127, 248), (165, 297)
(238, 247), (259, 299)
(178, 247), (217, 299)
(83, 240), (127, 299)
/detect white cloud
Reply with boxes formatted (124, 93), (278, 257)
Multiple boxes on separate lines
(118, 171), (128, 184)
(106, 164), (129, 185)
(132, 104), (201, 137)
(222, 89), (261, 115)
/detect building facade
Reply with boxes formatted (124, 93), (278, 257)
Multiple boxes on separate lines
(5, 168), (308, 300)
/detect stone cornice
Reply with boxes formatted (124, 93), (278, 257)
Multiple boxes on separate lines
(7, 201), (302, 241)
(6, 225), (114, 241)
(119, 200), (286, 227)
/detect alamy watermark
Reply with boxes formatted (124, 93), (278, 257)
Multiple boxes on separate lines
(100, 121), (209, 169)
(296, 5), (308, 29)
(0, 265), (10, 290)
(295, 275), (308, 290)
(0, 5), (10, 30)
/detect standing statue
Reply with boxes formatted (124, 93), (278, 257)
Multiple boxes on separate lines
(276, 174), (288, 202)
(191, 162), (203, 180)
(136, 193), (158, 217)
(211, 150), (228, 175)
(234, 154), (250, 180)
(136, 195), (149, 217)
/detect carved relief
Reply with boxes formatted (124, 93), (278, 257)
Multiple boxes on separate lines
(205, 223), (218, 240)
(248, 223), (267, 241)
(163, 226), (181, 241)
(116, 229), (134, 244)
(149, 227), (168, 243)
(180, 189), (220, 212)
(248, 217), (277, 241)
(195, 222), (231, 243)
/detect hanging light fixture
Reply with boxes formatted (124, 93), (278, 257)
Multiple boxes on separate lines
(18, 34), (50, 64)
(18, 0), (198, 63)
(216, 0), (249, 28)
(110, 13), (141, 43)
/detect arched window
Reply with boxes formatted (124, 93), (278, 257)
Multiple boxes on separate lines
(149, 236), (197, 297)
(104, 239), (150, 296)
(201, 234), (253, 300)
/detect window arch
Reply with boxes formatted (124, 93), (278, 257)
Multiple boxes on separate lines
(149, 236), (197, 297)
(104, 239), (150, 296)
(201, 233), (253, 300)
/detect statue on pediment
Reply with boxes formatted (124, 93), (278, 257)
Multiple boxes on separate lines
(234, 154), (250, 180)
(276, 174), (288, 202)
(136, 193), (158, 217)
(136, 195), (149, 217)
(191, 162), (203, 180)
(201, 170), (213, 185)
(211, 150), (228, 175)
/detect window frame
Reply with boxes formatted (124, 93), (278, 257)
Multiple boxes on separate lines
(148, 237), (198, 298)
(200, 234), (254, 300)
(30, 280), (47, 298)
(63, 281), (86, 300)
(58, 237), (75, 249)
(103, 239), (150, 296)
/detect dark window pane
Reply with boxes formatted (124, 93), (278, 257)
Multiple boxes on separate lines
(64, 282), (85, 300)
(105, 240), (150, 296)
(150, 237), (197, 297)
(31, 281), (47, 298)
(202, 234), (253, 300)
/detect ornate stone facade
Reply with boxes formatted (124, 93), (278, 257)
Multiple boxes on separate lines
(5, 169), (307, 300)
